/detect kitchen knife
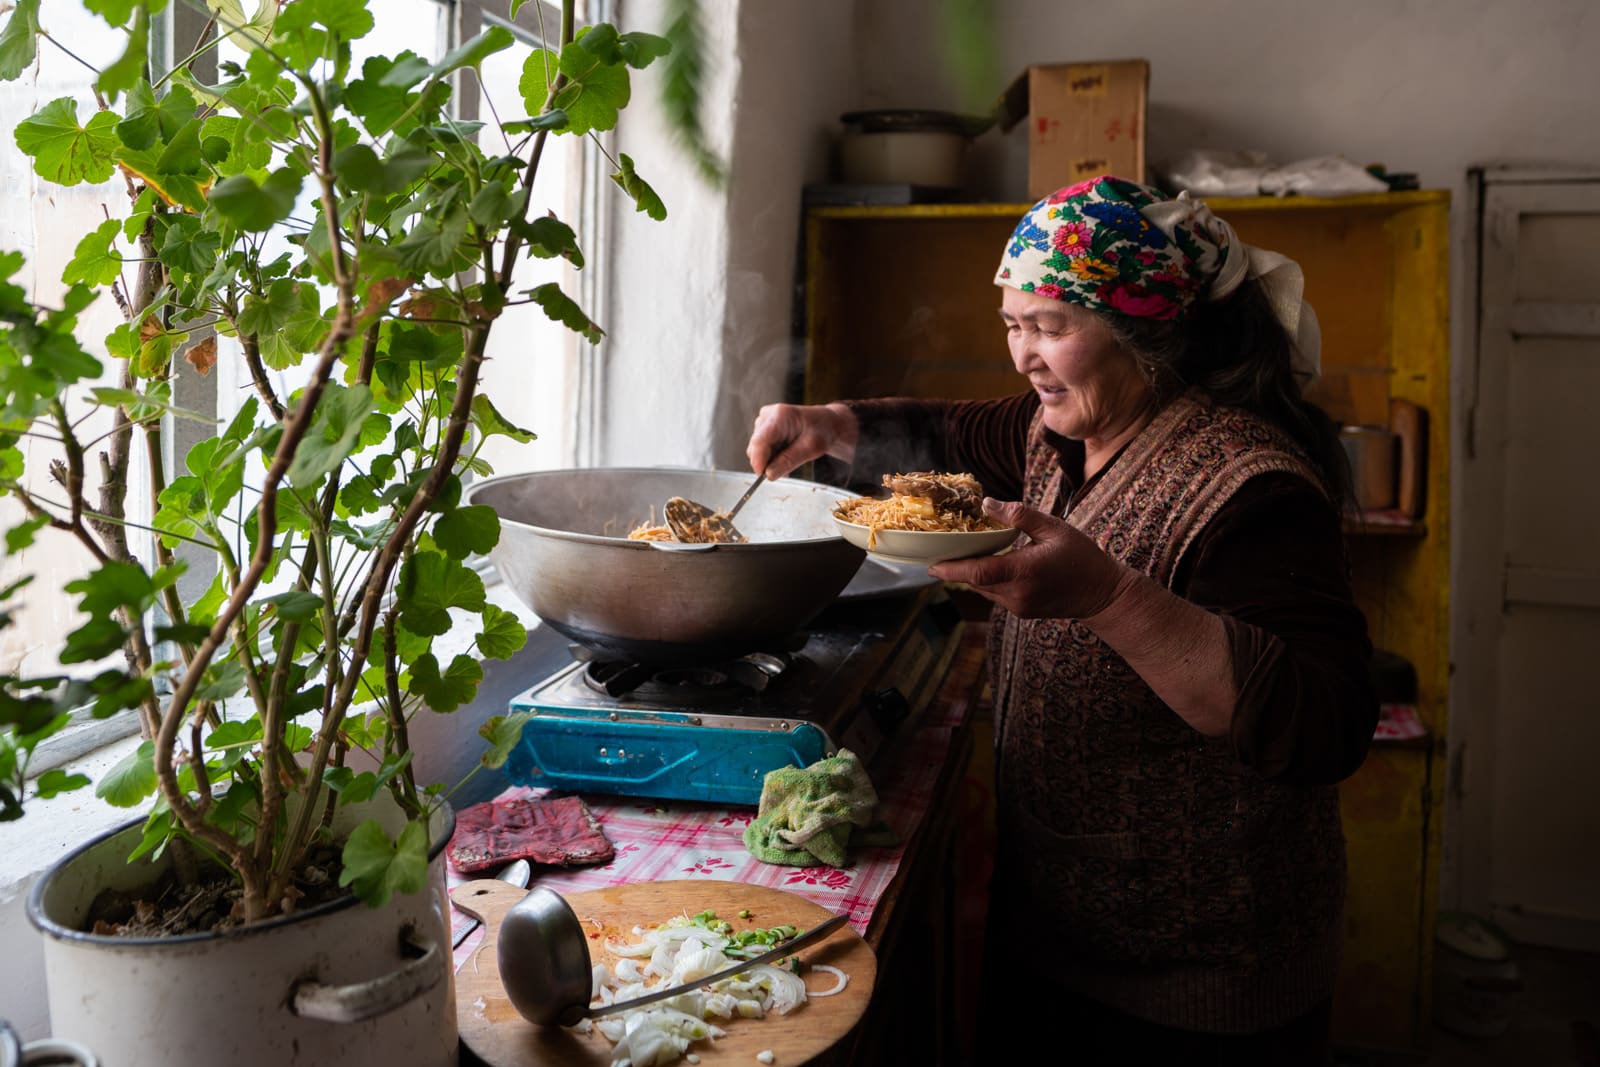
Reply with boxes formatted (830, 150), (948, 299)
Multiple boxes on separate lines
(452, 859), (532, 948)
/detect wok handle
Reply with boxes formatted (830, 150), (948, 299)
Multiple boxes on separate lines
(290, 925), (444, 1024)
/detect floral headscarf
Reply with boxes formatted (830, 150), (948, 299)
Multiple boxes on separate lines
(994, 176), (1232, 321)
(995, 174), (1321, 379)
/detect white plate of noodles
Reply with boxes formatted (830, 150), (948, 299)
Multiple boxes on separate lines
(832, 517), (1020, 564)
(830, 472), (1020, 564)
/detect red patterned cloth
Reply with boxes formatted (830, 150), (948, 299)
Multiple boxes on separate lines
(447, 793), (613, 873)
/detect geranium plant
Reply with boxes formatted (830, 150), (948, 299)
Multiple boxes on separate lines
(0, 0), (669, 923)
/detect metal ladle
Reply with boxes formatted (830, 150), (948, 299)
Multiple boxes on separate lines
(663, 469), (768, 544)
(497, 885), (849, 1027)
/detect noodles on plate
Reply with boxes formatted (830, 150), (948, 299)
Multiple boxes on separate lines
(833, 471), (1004, 549)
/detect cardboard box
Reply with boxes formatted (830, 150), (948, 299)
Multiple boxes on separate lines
(998, 59), (1150, 199)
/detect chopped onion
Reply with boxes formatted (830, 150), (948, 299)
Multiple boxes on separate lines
(742, 963), (806, 1015)
(589, 907), (850, 1067)
(807, 964), (849, 997)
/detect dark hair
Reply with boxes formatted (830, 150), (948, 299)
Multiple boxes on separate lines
(1104, 278), (1352, 508)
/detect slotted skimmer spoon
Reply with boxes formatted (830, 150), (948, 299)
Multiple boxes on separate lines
(663, 468), (767, 544)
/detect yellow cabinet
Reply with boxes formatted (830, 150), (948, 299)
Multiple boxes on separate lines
(802, 191), (1451, 1054)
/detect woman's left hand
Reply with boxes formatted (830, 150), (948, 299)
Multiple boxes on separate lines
(928, 498), (1135, 619)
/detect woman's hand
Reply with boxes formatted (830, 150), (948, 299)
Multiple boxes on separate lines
(928, 498), (1136, 619)
(747, 402), (859, 479)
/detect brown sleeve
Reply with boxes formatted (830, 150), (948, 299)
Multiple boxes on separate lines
(1175, 472), (1378, 786)
(824, 392), (1038, 499)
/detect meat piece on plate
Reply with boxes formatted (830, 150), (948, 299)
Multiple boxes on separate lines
(881, 471), (984, 517)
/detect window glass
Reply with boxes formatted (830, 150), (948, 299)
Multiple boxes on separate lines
(476, 20), (581, 476)
(0, 12), (138, 677)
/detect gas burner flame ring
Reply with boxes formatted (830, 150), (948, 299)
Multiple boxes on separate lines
(653, 666), (730, 689)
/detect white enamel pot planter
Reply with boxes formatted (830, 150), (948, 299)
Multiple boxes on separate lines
(26, 799), (457, 1067)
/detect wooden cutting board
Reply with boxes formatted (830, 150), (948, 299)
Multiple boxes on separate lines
(453, 880), (876, 1067)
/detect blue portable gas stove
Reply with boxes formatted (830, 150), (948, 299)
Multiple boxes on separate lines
(503, 584), (963, 806)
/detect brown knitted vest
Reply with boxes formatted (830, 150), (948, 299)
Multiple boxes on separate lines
(989, 393), (1346, 1033)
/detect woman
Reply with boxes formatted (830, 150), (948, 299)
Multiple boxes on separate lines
(747, 176), (1376, 1064)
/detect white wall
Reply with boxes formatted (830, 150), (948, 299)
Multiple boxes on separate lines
(602, 0), (857, 470)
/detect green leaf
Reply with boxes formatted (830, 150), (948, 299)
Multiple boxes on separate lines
(97, 7), (148, 101)
(97, 739), (157, 807)
(264, 589), (322, 622)
(194, 659), (246, 701)
(324, 767), (381, 804)
(204, 718), (262, 751)
(62, 218), (123, 287)
(340, 818), (428, 907)
(157, 213), (223, 276)
(470, 394), (536, 443)
(346, 52), (443, 135)
(519, 42), (632, 135)
(432, 505), (499, 560)
(125, 807), (176, 863)
(276, 0), (373, 40)
(243, 281), (323, 369)
(0, 0), (41, 82)
(499, 110), (568, 135)
(115, 134), (211, 213)
(393, 205), (471, 274)
(407, 652), (481, 713)
(524, 281), (604, 343)
(616, 31), (672, 70)
(66, 560), (156, 617)
(35, 768), (91, 799)
(5, 515), (49, 553)
(86, 0), (144, 23)
(387, 320), (459, 364)
(85, 667), (153, 718)
(397, 551), (485, 636)
(479, 711), (531, 770)
(429, 24), (513, 79)
(117, 81), (197, 151)
(333, 142), (432, 196)
(574, 25), (671, 71)
(286, 382), (372, 487)
(610, 153), (667, 221)
(208, 168), (302, 231)
(283, 722), (313, 752)
(475, 603), (528, 660)
(518, 215), (584, 267)
(14, 98), (120, 185)
(59, 616), (126, 663)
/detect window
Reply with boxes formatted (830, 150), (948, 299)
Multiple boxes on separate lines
(3, 1), (603, 773)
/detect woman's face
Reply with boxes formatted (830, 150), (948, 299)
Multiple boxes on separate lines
(999, 286), (1152, 442)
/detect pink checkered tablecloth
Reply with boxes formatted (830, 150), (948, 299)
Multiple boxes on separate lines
(448, 637), (982, 970)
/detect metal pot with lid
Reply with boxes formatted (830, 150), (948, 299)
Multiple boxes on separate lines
(836, 108), (991, 188)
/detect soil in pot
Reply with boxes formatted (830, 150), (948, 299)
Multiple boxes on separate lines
(83, 841), (348, 937)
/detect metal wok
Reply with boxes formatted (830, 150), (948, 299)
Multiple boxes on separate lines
(461, 468), (866, 664)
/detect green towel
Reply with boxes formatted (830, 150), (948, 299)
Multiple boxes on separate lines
(743, 748), (892, 867)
